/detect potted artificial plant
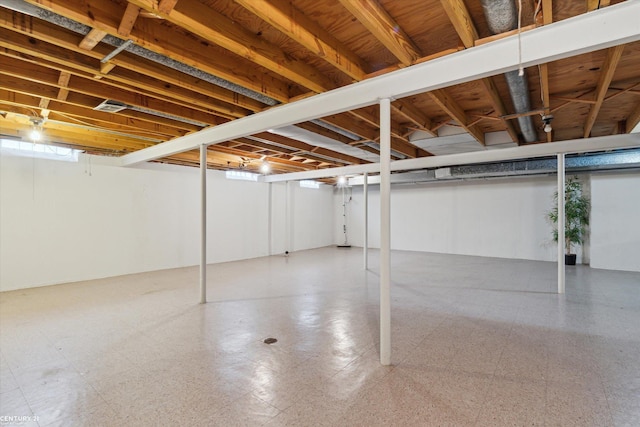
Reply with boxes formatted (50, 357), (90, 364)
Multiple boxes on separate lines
(548, 176), (590, 265)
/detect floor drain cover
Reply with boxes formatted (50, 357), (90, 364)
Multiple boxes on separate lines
(263, 338), (277, 344)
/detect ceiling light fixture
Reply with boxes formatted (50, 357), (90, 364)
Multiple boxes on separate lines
(542, 114), (554, 133)
(28, 117), (44, 142)
(260, 159), (271, 174)
(337, 175), (347, 186)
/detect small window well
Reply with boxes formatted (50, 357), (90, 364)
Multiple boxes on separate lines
(225, 170), (259, 181)
(1, 139), (81, 162)
(300, 180), (320, 189)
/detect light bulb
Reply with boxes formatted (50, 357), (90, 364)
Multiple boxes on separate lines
(30, 129), (41, 142)
(260, 161), (270, 174)
(544, 123), (552, 133)
(337, 176), (347, 186)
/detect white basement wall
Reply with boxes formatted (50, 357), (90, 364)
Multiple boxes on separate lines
(340, 176), (558, 262)
(0, 153), (334, 291)
(590, 172), (640, 272)
(339, 173), (640, 272)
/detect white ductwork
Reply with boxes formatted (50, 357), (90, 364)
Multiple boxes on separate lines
(480, 0), (538, 143)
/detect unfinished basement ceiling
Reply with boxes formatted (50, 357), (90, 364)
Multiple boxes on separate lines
(0, 0), (638, 175)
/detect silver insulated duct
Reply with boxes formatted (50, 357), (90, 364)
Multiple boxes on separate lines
(480, 0), (538, 143)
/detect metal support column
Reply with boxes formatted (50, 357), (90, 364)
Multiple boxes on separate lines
(557, 153), (566, 294)
(200, 144), (207, 304)
(380, 98), (391, 366)
(363, 172), (369, 270)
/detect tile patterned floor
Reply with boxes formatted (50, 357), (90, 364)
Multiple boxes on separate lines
(1, 247), (639, 426)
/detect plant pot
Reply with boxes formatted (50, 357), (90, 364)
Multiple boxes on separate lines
(565, 254), (577, 265)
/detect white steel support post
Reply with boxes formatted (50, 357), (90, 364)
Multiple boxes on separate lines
(200, 144), (207, 304)
(380, 98), (391, 366)
(363, 172), (369, 270)
(557, 153), (566, 294)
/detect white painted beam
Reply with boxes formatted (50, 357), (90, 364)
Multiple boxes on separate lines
(264, 134), (640, 182)
(120, 2), (640, 166)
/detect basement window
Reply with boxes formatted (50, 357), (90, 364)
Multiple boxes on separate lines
(225, 170), (259, 181)
(0, 139), (81, 162)
(299, 180), (320, 189)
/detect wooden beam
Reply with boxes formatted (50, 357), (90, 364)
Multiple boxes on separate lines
(474, 24), (536, 46)
(583, 45), (625, 138)
(251, 132), (365, 164)
(627, 102), (640, 133)
(0, 40), (252, 120)
(18, 0), (291, 102)
(429, 89), (484, 144)
(587, 0), (611, 12)
(0, 74), (201, 133)
(501, 109), (546, 121)
(56, 71), (71, 101)
(439, 0), (479, 48)
(540, 1), (552, 142)
(0, 12), (267, 112)
(604, 83), (640, 102)
(439, 0), (517, 143)
(338, 0), (421, 66)
(480, 77), (520, 143)
(117, 3), (141, 37)
(0, 90), (191, 138)
(232, 0), (432, 135)
(551, 95), (597, 105)
(128, 0), (336, 93)
(158, 0), (179, 15)
(294, 122), (355, 145)
(217, 143), (341, 168)
(391, 101), (435, 135)
(348, 109), (407, 141)
(0, 68), (225, 129)
(234, 0), (369, 81)
(539, 64), (552, 142)
(321, 114), (428, 158)
(78, 28), (107, 50)
(98, 61), (117, 76)
(38, 98), (50, 110)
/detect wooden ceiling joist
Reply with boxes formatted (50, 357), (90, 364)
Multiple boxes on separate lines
(252, 132), (365, 165)
(540, 0), (553, 142)
(440, 0), (518, 143)
(1, 0), (637, 171)
(0, 91), (189, 138)
(56, 71), (71, 101)
(338, 0), (421, 66)
(0, 11), (266, 112)
(439, 0), (479, 49)
(321, 114), (426, 158)
(627, 102), (640, 132)
(234, 0), (369, 81)
(429, 89), (485, 144)
(0, 32), (255, 120)
(127, 0), (336, 93)
(0, 76), (202, 133)
(0, 59), (229, 127)
(391, 101), (435, 135)
(78, 28), (107, 51)
(22, 0), (291, 102)
(158, 0), (179, 15)
(583, 45), (625, 138)
(118, 3), (141, 37)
